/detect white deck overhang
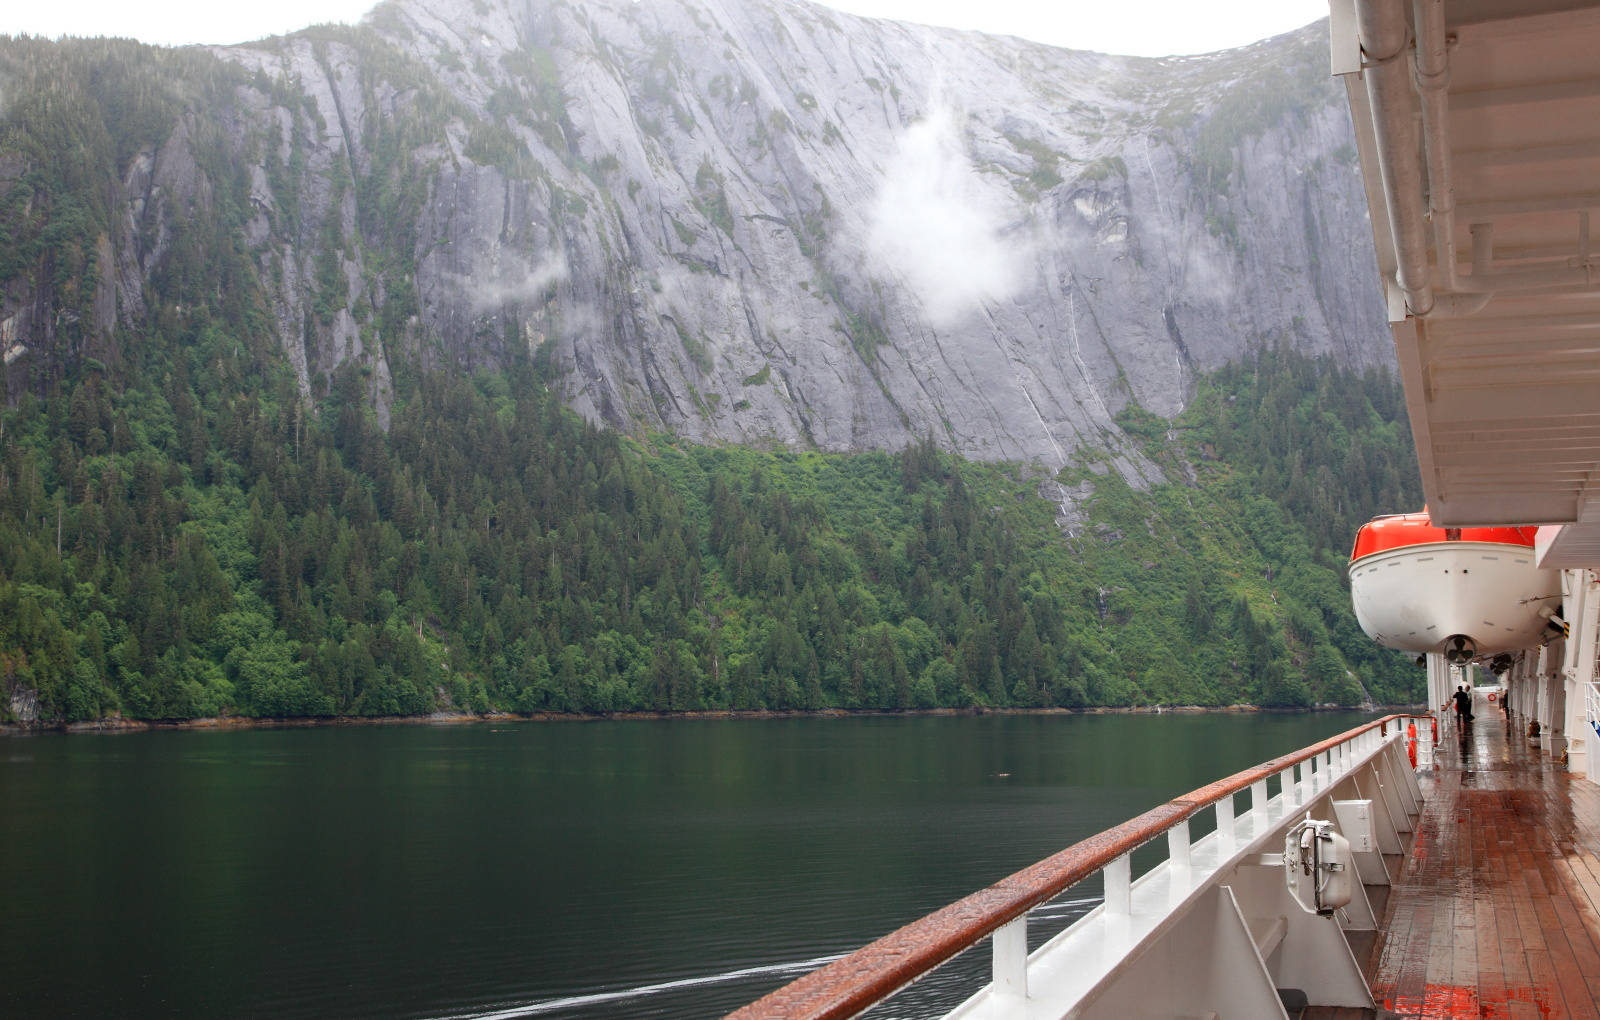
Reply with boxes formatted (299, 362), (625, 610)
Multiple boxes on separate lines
(1334, 0), (1600, 556)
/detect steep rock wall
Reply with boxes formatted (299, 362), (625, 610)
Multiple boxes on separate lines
(0, 0), (1389, 480)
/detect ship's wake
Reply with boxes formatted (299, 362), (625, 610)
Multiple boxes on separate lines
(430, 953), (847, 1018)
(431, 896), (1103, 1019)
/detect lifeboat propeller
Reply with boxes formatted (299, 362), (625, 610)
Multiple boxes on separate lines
(1443, 634), (1477, 665)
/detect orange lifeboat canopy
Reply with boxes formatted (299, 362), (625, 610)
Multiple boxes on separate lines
(1346, 509), (1556, 659)
(1349, 511), (1536, 563)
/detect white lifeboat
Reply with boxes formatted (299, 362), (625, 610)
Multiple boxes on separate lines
(1348, 511), (1560, 661)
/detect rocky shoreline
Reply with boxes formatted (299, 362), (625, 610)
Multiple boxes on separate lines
(0, 703), (1421, 735)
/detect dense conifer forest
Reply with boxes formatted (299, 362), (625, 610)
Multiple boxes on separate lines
(0, 340), (1425, 722)
(0, 35), (1426, 723)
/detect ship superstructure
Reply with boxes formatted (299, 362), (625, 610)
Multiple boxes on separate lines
(727, 2), (1600, 1017)
(1335, 0), (1600, 774)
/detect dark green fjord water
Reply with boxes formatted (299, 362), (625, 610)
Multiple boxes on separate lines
(0, 712), (1374, 1020)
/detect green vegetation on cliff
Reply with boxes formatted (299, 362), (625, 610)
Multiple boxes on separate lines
(0, 339), (1423, 722)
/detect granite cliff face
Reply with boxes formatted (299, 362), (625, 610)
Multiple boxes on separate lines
(0, 0), (1389, 480)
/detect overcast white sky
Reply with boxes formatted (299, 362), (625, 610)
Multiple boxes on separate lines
(2, 0), (1329, 57)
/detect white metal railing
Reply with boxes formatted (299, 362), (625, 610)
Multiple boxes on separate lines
(945, 725), (1423, 1020)
(730, 717), (1430, 1020)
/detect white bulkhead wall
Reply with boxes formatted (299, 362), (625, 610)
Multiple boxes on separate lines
(1561, 569), (1600, 777)
(1500, 567), (1600, 780)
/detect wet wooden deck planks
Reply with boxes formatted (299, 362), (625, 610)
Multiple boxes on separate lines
(1328, 713), (1600, 1018)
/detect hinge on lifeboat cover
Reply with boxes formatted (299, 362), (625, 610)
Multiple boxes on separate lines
(1445, 528), (1461, 541)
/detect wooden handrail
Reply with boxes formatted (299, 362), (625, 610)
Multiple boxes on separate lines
(725, 713), (1428, 1020)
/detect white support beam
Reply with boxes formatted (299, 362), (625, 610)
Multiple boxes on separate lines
(1070, 887), (1290, 1020)
(1565, 570), (1600, 775)
(1225, 868), (1376, 1009)
(1455, 139), (1600, 169)
(1450, 77), (1600, 110)
(1456, 192), (1600, 221)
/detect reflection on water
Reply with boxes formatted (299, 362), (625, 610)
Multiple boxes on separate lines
(0, 712), (1373, 1019)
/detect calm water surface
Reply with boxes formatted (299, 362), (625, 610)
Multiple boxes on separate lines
(0, 712), (1374, 1019)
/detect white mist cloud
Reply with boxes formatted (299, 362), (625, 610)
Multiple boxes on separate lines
(458, 250), (568, 312)
(868, 105), (1025, 326)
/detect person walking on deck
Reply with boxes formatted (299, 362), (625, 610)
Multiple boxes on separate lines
(1453, 685), (1474, 722)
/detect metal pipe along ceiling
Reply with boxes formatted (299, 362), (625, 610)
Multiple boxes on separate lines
(1413, 0), (1459, 293)
(1356, 0), (1435, 316)
(1358, 0), (1598, 312)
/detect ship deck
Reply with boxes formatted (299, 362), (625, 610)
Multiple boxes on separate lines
(1310, 710), (1600, 1020)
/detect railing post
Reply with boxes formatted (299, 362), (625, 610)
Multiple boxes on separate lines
(1253, 778), (1269, 831)
(1105, 853), (1131, 917)
(992, 914), (1027, 999)
(1216, 793), (1235, 851)
(1168, 818), (1191, 878)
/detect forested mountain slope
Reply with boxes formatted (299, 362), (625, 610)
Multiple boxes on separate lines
(1, 0), (1388, 480)
(0, 342), (1423, 723)
(0, 9), (1426, 723)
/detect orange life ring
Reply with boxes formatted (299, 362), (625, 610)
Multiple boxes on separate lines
(1488, 692), (1498, 702)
